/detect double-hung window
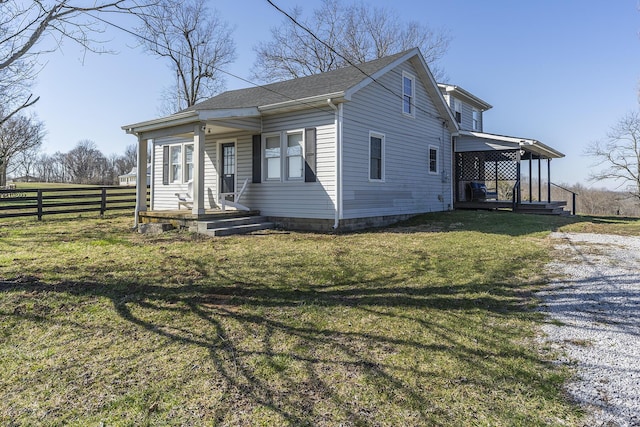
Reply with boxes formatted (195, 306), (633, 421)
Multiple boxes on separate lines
(369, 132), (384, 181)
(453, 98), (462, 123)
(472, 109), (481, 131)
(286, 131), (304, 180)
(264, 134), (281, 180)
(170, 145), (182, 183)
(428, 145), (439, 174)
(402, 72), (415, 117)
(184, 144), (194, 182)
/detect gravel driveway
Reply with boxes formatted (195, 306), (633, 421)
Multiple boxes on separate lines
(539, 233), (640, 427)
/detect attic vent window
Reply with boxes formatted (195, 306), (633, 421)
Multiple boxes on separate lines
(402, 71), (415, 117)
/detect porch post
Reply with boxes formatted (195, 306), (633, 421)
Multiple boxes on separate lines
(528, 154), (532, 202)
(192, 124), (206, 215)
(547, 159), (552, 203)
(537, 155), (542, 201)
(135, 136), (148, 227)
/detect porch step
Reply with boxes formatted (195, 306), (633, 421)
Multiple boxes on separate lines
(514, 201), (569, 216)
(196, 216), (275, 236)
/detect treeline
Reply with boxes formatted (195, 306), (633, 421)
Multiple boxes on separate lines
(14, 140), (137, 186)
(559, 184), (640, 217)
(520, 179), (640, 217)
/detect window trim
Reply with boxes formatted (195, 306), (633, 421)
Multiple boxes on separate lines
(169, 144), (182, 183)
(472, 108), (481, 131)
(184, 143), (194, 183)
(369, 131), (385, 182)
(428, 145), (439, 175)
(402, 71), (416, 118)
(285, 129), (305, 181)
(453, 98), (462, 124)
(262, 132), (282, 182)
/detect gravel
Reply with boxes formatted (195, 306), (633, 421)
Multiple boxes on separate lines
(539, 232), (640, 427)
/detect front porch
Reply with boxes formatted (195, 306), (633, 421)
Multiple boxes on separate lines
(454, 131), (569, 215)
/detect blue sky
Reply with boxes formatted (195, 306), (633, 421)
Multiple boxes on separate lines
(31, 0), (640, 188)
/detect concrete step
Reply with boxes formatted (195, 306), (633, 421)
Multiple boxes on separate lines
(197, 216), (269, 232)
(196, 216), (274, 236)
(204, 222), (275, 237)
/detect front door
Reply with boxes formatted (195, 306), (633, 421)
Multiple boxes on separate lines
(220, 143), (235, 200)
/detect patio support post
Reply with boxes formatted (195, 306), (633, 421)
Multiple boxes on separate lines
(528, 155), (532, 202)
(134, 136), (148, 227)
(538, 155), (542, 201)
(192, 124), (206, 215)
(547, 158), (552, 203)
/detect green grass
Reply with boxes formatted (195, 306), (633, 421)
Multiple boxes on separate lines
(2, 210), (632, 426)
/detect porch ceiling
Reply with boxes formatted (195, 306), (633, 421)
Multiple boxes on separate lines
(457, 130), (564, 159)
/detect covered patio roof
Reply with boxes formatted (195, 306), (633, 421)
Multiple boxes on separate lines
(456, 130), (564, 159)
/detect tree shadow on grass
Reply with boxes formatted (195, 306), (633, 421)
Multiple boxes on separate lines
(0, 262), (569, 426)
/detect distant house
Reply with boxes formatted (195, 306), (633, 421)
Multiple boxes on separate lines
(13, 175), (42, 183)
(118, 164), (151, 186)
(123, 47), (565, 232)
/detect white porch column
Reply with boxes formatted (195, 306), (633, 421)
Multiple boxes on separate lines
(192, 124), (206, 215)
(135, 136), (148, 227)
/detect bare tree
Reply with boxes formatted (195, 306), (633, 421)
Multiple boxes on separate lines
(0, 114), (45, 186)
(65, 140), (109, 184)
(0, 1), (148, 126)
(254, 0), (451, 83)
(585, 111), (640, 205)
(135, 0), (236, 114)
(11, 145), (42, 182)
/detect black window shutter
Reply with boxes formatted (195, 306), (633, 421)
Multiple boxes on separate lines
(252, 134), (261, 183)
(162, 145), (169, 185)
(304, 127), (317, 182)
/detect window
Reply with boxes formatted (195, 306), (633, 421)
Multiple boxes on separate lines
(170, 145), (182, 183)
(402, 72), (415, 117)
(286, 132), (304, 179)
(428, 146), (439, 174)
(264, 134), (281, 180)
(472, 109), (481, 131)
(184, 144), (194, 182)
(453, 98), (462, 123)
(369, 132), (384, 181)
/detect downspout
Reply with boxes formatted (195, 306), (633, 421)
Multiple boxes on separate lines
(328, 99), (342, 229)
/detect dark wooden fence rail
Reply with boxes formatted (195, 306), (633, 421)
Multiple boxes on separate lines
(0, 186), (149, 220)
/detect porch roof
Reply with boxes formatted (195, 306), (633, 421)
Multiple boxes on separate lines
(457, 130), (565, 159)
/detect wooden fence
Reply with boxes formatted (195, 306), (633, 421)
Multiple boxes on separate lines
(0, 186), (149, 220)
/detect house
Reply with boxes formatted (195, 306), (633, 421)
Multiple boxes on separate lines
(122, 47), (565, 233)
(118, 164), (151, 186)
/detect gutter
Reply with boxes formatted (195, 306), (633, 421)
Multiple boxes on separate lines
(327, 99), (342, 229)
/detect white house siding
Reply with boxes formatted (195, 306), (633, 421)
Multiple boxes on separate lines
(243, 109), (337, 219)
(341, 61), (453, 219)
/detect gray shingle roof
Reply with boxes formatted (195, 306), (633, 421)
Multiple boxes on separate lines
(184, 50), (411, 111)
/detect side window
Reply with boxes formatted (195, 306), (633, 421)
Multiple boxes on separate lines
(453, 99), (462, 123)
(402, 72), (415, 117)
(429, 145), (439, 174)
(286, 131), (304, 180)
(264, 134), (281, 181)
(472, 109), (481, 131)
(184, 144), (194, 182)
(369, 132), (384, 181)
(170, 145), (182, 183)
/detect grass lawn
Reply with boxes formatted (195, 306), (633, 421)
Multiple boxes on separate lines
(1, 210), (637, 426)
